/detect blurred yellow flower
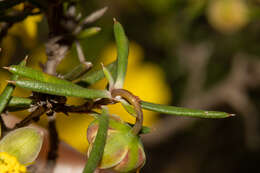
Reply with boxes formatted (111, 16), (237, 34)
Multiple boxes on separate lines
(0, 35), (17, 66)
(207, 0), (249, 34)
(8, 14), (42, 48)
(0, 5), (42, 67)
(0, 152), (27, 173)
(11, 3), (42, 41)
(98, 42), (171, 126)
(0, 5), (42, 63)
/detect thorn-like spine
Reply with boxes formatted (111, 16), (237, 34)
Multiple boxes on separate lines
(6, 80), (16, 85)
(2, 66), (11, 71)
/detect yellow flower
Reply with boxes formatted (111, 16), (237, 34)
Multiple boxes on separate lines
(8, 14), (42, 48)
(0, 36), (16, 66)
(11, 3), (42, 41)
(0, 152), (27, 173)
(0, 4), (42, 66)
(0, 4), (42, 58)
(97, 42), (171, 126)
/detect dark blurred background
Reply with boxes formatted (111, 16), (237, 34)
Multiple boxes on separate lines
(1, 0), (260, 172)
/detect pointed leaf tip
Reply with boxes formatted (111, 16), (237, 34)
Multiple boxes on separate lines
(113, 20), (129, 88)
(141, 101), (232, 119)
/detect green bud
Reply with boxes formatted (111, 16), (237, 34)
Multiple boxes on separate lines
(0, 127), (43, 164)
(77, 27), (101, 39)
(87, 115), (146, 173)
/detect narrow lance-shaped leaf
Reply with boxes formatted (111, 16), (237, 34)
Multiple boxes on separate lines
(63, 62), (92, 81)
(0, 58), (27, 114)
(83, 108), (109, 173)
(141, 101), (233, 118)
(9, 79), (110, 99)
(77, 27), (101, 40)
(119, 98), (137, 117)
(113, 19), (129, 89)
(79, 61), (117, 86)
(6, 96), (32, 111)
(4, 65), (77, 86)
(102, 63), (114, 91)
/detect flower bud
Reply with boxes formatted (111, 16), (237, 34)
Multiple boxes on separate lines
(207, 0), (249, 34)
(0, 127), (43, 164)
(87, 115), (146, 173)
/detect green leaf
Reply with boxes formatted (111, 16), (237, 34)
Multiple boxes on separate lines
(10, 79), (110, 99)
(127, 123), (151, 134)
(6, 96), (32, 111)
(0, 58), (27, 114)
(79, 61), (117, 86)
(119, 99), (137, 117)
(77, 27), (101, 39)
(113, 19), (129, 89)
(102, 63), (114, 90)
(141, 101), (233, 118)
(63, 62), (92, 81)
(4, 65), (76, 86)
(141, 126), (151, 134)
(83, 108), (109, 173)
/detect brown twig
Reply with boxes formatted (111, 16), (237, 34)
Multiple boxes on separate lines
(14, 106), (47, 129)
(75, 40), (87, 63)
(45, 113), (59, 173)
(44, 36), (70, 75)
(42, 3), (69, 171)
